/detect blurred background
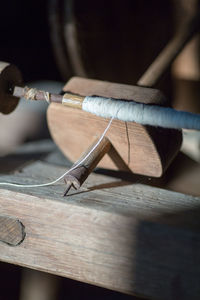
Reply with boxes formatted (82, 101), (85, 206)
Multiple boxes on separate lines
(0, 0), (200, 299)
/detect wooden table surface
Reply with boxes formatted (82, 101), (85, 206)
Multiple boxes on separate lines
(0, 140), (200, 300)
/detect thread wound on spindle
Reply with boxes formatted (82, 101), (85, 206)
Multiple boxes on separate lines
(82, 96), (200, 130)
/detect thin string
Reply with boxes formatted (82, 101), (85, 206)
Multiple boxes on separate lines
(0, 116), (114, 188)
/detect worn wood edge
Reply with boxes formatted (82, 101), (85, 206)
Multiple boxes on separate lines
(0, 185), (200, 299)
(1, 160), (199, 223)
(63, 76), (167, 104)
(0, 189), (142, 296)
(0, 161), (200, 299)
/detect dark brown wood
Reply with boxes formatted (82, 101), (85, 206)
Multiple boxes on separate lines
(0, 215), (25, 246)
(0, 62), (23, 114)
(13, 86), (63, 104)
(63, 137), (111, 195)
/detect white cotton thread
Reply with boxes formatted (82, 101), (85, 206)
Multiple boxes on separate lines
(82, 96), (200, 130)
(0, 116), (114, 189)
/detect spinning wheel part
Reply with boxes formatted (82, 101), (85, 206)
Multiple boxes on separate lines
(0, 62), (23, 114)
(47, 77), (182, 179)
(63, 137), (112, 195)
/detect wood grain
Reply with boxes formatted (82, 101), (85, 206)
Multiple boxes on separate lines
(48, 105), (182, 177)
(0, 145), (200, 299)
(48, 77), (182, 177)
(63, 76), (167, 104)
(0, 215), (25, 246)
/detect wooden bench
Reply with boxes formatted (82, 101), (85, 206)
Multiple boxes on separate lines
(0, 140), (200, 300)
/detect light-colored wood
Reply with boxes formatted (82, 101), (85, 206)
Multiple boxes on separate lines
(63, 76), (166, 104)
(0, 144), (200, 299)
(48, 77), (182, 177)
(0, 215), (25, 246)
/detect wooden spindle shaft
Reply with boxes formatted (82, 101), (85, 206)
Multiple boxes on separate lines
(138, 10), (200, 87)
(12, 86), (84, 109)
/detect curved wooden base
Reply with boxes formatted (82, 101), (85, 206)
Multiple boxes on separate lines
(47, 103), (182, 177)
(47, 77), (182, 177)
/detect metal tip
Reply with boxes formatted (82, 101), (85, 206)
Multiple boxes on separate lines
(63, 183), (72, 197)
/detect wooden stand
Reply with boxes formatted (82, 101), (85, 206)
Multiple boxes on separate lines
(0, 140), (200, 300)
(48, 77), (182, 179)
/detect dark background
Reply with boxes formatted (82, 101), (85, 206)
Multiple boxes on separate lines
(0, 0), (60, 83)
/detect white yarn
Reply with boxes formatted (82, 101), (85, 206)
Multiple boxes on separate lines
(0, 116), (114, 189)
(82, 96), (200, 130)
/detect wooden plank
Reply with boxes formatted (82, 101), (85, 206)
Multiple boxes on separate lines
(0, 146), (200, 299)
(0, 215), (25, 246)
(63, 76), (166, 104)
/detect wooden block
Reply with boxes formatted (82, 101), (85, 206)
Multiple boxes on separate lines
(0, 147), (200, 300)
(48, 77), (182, 177)
(63, 76), (167, 104)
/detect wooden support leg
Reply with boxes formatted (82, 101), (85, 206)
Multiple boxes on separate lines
(19, 269), (60, 300)
(63, 137), (111, 195)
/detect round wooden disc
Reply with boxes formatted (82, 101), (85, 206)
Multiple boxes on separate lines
(0, 62), (23, 114)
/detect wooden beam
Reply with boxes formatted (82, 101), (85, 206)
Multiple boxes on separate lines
(0, 142), (200, 299)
